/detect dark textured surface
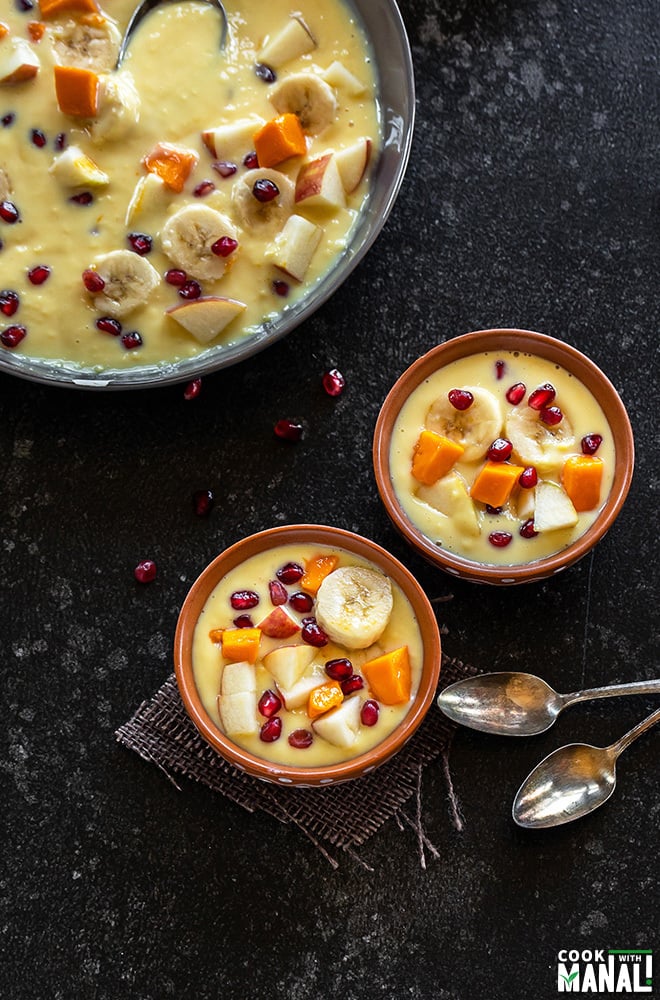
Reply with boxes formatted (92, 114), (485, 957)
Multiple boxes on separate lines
(2, 1), (658, 997)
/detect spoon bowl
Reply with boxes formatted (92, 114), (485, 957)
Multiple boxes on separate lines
(117, 0), (228, 67)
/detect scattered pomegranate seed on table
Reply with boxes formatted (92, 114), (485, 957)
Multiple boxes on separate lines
(322, 368), (345, 397)
(487, 437), (513, 461)
(121, 331), (142, 350)
(448, 388), (473, 410)
(0, 289), (19, 316)
(495, 359), (506, 379)
(519, 519), (538, 539)
(341, 675), (365, 695)
(230, 590), (259, 610)
(288, 729), (313, 749)
(258, 690), (282, 718)
(96, 317), (122, 336)
(183, 377), (202, 400)
(268, 580), (288, 605)
(259, 716), (282, 742)
(127, 232), (152, 255)
(276, 562), (303, 584)
(232, 614), (254, 628)
(274, 418), (303, 442)
(254, 62), (276, 83)
(178, 279), (202, 300)
(361, 700), (380, 726)
(1, 324), (26, 348)
(252, 178), (279, 203)
(528, 383), (556, 410)
(488, 531), (513, 548)
(272, 279), (289, 296)
(30, 128), (46, 148)
(27, 264), (50, 285)
(505, 382), (526, 405)
(0, 200), (20, 223)
(581, 433), (603, 455)
(325, 658), (353, 681)
(192, 488), (213, 516)
(211, 236), (237, 257)
(212, 160), (237, 178)
(301, 619), (328, 647)
(519, 466), (538, 489)
(288, 591), (313, 613)
(134, 560), (157, 583)
(540, 405), (563, 426)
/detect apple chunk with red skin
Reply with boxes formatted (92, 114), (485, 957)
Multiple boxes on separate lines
(167, 296), (246, 344)
(257, 606), (300, 639)
(267, 214), (322, 282)
(295, 153), (345, 210)
(334, 138), (372, 194)
(0, 39), (40, 84)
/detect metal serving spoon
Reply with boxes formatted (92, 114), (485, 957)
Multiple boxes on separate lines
(116, 0), (228, 68)
(512, 707), (660, 828)
(437, 672), (660, 736)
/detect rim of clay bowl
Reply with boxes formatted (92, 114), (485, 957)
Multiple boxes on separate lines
(373, 329), (635, 585)
(174, 524), (442, 785)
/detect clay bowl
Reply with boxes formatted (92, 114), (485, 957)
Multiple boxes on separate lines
(373, 329), (634, 585)
(174, 524), (442, 786)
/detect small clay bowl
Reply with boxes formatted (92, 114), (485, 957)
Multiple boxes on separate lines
(373, 329), (634, 585)
(174, 524), (441, 786)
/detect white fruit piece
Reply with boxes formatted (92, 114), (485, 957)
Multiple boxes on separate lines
(124, 172), (167, 226)
(48, 16), (120, 71)
(322, 60), (367, 97)
(426, 387), (502, 463)
(262, 643), (316, 690)
(533, 481), (579, 532)
(217, 691), (258, 736)
(167, 296), (247, 345)
(231, 168), (294, 230)
(416, 471), (481, 538)
(312, 695), (362, 748)
(295, 154), (345, 210)
(90, 250), (160, 318)
(49, 145), (110, 188)
(515, 485), (536, 521)
(277, 670), (325, 710)
(505, 407), (576, 473)
(258, 14), (316, 68)
(266, 214), (322, 282)
(315, 567), (393, 650)
(161, 204), (239, 282)
(221, 661), (257, 696)
(334, 138), (372, 194)
(257, 605), (300, 639)
(90, 71), (140, 144)
(269, 72), (337, 134)
(201, 116), (265, 159)
(0, 39), (40, 84)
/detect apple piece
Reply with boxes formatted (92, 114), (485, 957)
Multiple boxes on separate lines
(277, 670), (325, 710)
(515, 485), (536, 521)
(417, 471), (481, 538)
(201, 116), (265, 158)
(266, 214), (322, 282)
(48, 144), (109, 188)
(124, 172), (167, 226)
(262, 643), (316, 690)
(257, 605), (300, 639)
(295, 153), (345, 211)
(533, 481), (579, 532)
(334, 138), (372, 194)
(217, 691), (258, 736)
(166, 296), (247, 345)
(312, 695), (362, 748)
(322, 60), (367, 97)
(0, 39), (40, 85)
(258, 14), (316, 68)
(221, 661), (257, 696)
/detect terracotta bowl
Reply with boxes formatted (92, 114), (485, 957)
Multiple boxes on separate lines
(174, 524), (442, 786)
(373, 329), (634, 585)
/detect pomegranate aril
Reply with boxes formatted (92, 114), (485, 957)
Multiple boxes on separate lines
(324, 657), (353, 682)
(134, 559), (156, 583)
(276, 562), (304, 585)
(192, 488), (214, 516)
(0, 324), (26, 348)
(505, 382), (526, 405)
(253, 178), (279, 203)
(30, 128), (46, 148)
(518, 466), (538, 489)
(193, 179), (216, 198)
(361, 700), (379, 726)
(272, 279), (289, 297)
(127, 232), (152, 255)
(259, 716), (282, 742)
(341, 674), (365, 696)
(69, 192), (93, 205)
(581, 433), (603, 455)
(27, 264), (50, 285)
(165, 268), (187, 286)
(54, 131), (67, 151)
(322, 368), (345, 397)
(0, 200), (20, 223)
(288, 591), (313, 613)
(301, 619), (328, 647)
(17, 0), (34, 10)
(485, 504), (503, 515)
(258, 689), (282, 718)
(487, 437), (513, 462)
(96, 316), (122, 336)
(0, 289), (19, 316)
(2, 113), (15, 127)
(230, 590), (259, 611)
(495, 359), (506, 380)
(540, 405), (563, 426)
(488, 530), (513, 548)
(232, 613), (254, 628)
(121, 330), (142, 350)
(448, 388), (473, 411)
(183, 378), (202, 400)
(178, 279), (202, 300)
(528, 383), (556, 410)
(519, 519), (538, 539)
(254, 62), (276, 83)
(82, 269), (105, 292)
(211, 235), (238, 257)
(268, 580), (288, 606)
(212, 160), (237, 178)
(243, 151), (258, 169)
(274, 418), (303, 442)
(288, 728), (313, 749)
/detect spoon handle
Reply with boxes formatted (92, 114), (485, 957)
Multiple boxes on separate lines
(610, 707), (660, 758)
(566, 677), (660, 705)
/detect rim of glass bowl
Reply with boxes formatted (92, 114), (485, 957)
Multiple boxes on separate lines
(0, 0), (415, 391)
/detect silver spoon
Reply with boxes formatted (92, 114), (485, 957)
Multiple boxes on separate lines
(512, 707), (660, 828)
(437, 672), (660, 736)
(116, 0), (228, 68)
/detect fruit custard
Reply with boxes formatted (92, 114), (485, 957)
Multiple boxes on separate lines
(0, 0), (378, 368)
(389, 351), (616, 566)
(192, 543), (424, 767)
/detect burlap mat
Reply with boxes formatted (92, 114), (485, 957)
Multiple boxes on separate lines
(116, 653), (479, 868)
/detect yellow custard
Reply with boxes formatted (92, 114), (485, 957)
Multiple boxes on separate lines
(0, 0), (378, 369)
(389, 351), (616, 566)
(192, 543), (424, 767)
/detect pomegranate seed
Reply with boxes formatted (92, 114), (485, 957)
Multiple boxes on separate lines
(230, 590), (259, 610)
(288, 591), (313, 613)
(254, 62), (277, 83)
(301, 619), (328, 647)
(82, 269), (105, 292)
(54, 132), (67, 151)
(96, 316), (122, 336)
(192, 488), (214, 516)
(121, 330), (142, 350)
(27, 264), (50, 285)
(243, 151), (258, 169)
(495, 359), (506, 380)
(232, 614), (254, 628)
(325, 658), (353, 682)
(211, 236), (238, 257)
(581, 433), (603, 455)
(69, 192), (93, 205)
(487, 437), (513, 462)
(30, 128), (46, 148)
(179, 279), (202, 300)
(268, 580), (287, 606)
(183, 378), (202, 400)
(448, 388), (473, 410)
(519, 466), (538, 489)
(18, 0), (34, 10)
(0, 200), (20, 223)
(322, 368), (345, 397)
(274, 418), (303, 442)
(272, 279), (289, 297)
(127, 232), (152, 255)
(259, 716), (282, 742)
(253, 178), (279, 203)
(2, 113), (15, 127)
(505, 382), (526, 405)
(488, 531), (513, 548)
(361, 700), (380, 726)
(276, 562), (303, 584)
(528, 383), (556, 410)
(134, 559), (156, 583)
(0, 289), (19, 316)
(485, 504), (503, 515)
(193, 179), (216, 197)
(540, 405), (563, 426)
(258, 689), (282, 718)
(212, 160), (237, 178)
(165, 268), (187, 286)
(288, 728), (313, 749)
(519, 519), (538, 539)
(0, 324), (26, 348)
(341, 674), (365, 696)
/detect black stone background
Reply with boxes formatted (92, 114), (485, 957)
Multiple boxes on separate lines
(1, 1), (658, 997)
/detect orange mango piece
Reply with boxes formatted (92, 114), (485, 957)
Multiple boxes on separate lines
(0, 20), (10, 39)
(208, 628), (224, 644)
(363, 646), (411, 705)
(470, 460), (524, 507)
(562, 455), (603, 512)
(39, 0), (99, 18)
(27, 21), (46, 41)
(307, 681), (344, 720)
(300, 554), (339, 595)
(221, 627), (261, 664)
(253, 113), (307, 168)
(54, 64), (99, 118)
(411, 429), (464, 485)
(142, 142), (198, 193)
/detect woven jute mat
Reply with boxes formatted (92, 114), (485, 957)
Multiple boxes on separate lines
(116, 653), (479, 869)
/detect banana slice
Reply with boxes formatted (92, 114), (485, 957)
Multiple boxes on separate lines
(0, 166), (12, 202)
(90, 72), (140, 144)
(269, 72), (337, 134)
(49, 16), (121, 71)
(425, 387), (502, 462)
(315, 566), (393, 650)
(231, 168), (294, 231)
(505, 406), (575, 472)
(89, 250), (159, 318)
(161, 205), (238, 282)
